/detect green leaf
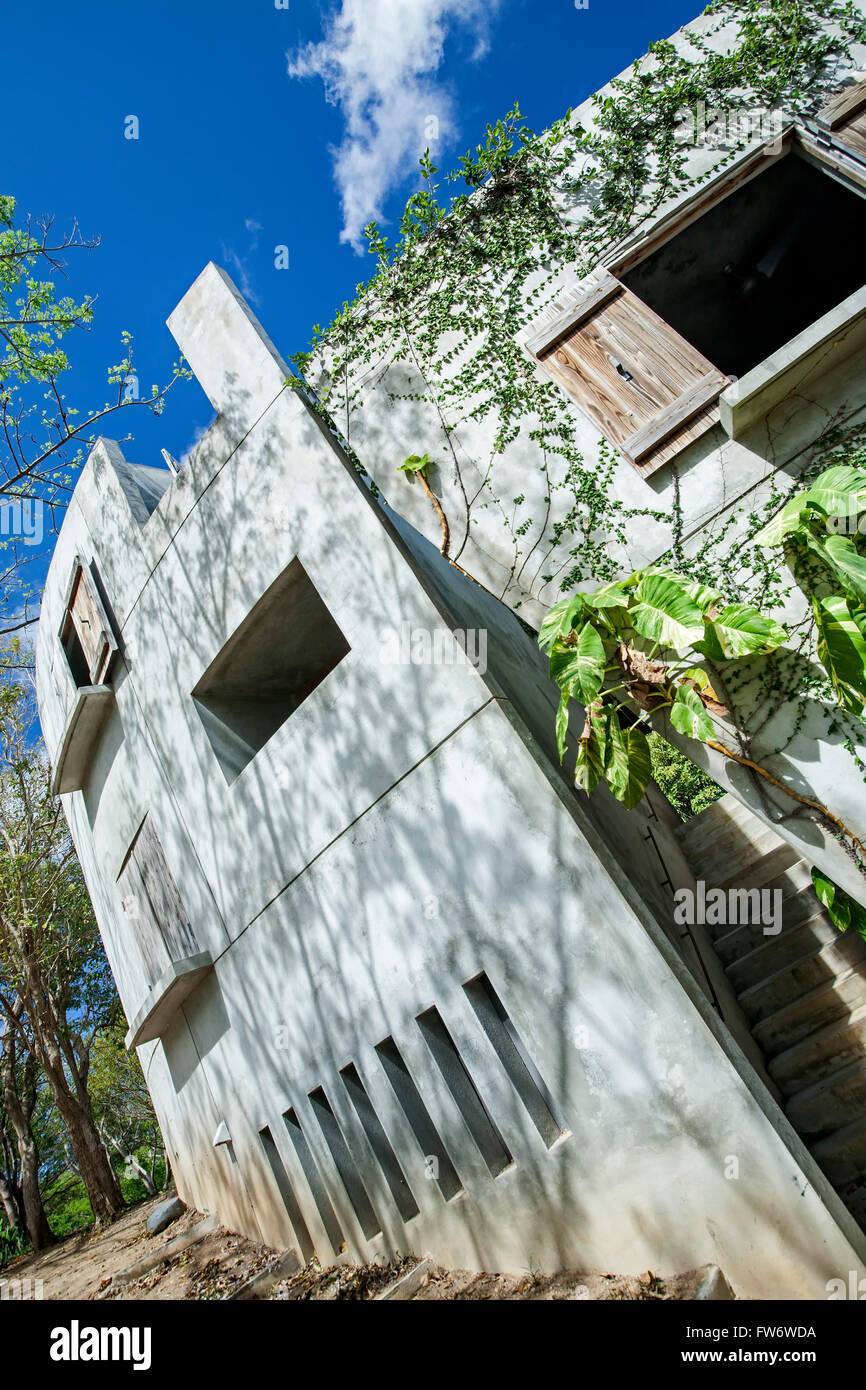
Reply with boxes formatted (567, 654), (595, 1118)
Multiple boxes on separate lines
(752, 494), (809, 548)
(606, 724), (652, 809)
(629, 572), (705, 649)
(811, 867), (851, 932)
(670, 683), (715, 741)
(539, 593), (585, 652)
(574, 728), (604, 793)
(802, 465), (866, 518)
(555, 690), (570, 765)
(821, 534), (866, 602)
(549, 623), (606, 703)
(813, 594), (866, 715)
(585, 580), (632, 609)
(696, 603), (787, 661)
(398, 453), (430, 476)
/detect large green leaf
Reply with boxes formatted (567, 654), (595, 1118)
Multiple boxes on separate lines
(555, 690), (570, 765)
(606, 724), (652, 809)
(813, 594), (866, 715)
(549, 623), (606, 703)
(696, 603), (787, 661)
(752, 494), (809, 548)
(574, 708), (608, 793)
(629, 573), (705, 649)
(802, 465), (866, 518)
(539, 593), (585, 652)
(670, 683), (715, 741)
(811, 867), (851, 932)
(821, 534), (866, 602)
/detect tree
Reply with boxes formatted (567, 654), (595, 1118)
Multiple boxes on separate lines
(0, 997), (54, 1249)
(0, 679), (124, 1224)
(0, 195), (189, 639)
(88, 1020), (167, 1197)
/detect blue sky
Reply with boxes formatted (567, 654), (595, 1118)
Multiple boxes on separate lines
(5, 0), (699, 488)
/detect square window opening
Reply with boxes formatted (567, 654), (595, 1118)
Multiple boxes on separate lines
(619, 150), (866, 381)
(192, 557), (351, 783)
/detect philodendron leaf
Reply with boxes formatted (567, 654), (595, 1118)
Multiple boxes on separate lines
(555, 690), (570, 765)
(813, 594), (866, 715)
(606, 724), (652, 809)
(629, 572), (705, 649)
(574, 730), (603, 793)
(670, 683), (716, 741)
(539, 593), (585, 652)
(549, 623), (606, 703)
(696, 604), (787, 661)
(752, 494), (809, 548)
(801, 465), (866, 518)
(821, 534), (866, 602)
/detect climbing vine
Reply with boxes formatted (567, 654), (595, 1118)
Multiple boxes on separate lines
(289, 0), (866, 863)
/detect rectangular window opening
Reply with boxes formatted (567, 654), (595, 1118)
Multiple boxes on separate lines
(308, 1088), (381, 1241)
(282, 1108), (345, 1255)
(374, 1038), (462, 1201)
(192, 557), (351, 783)
(340, 1064), (419, 1224)
(259, 1125), (316, 1264)
(619, 149), (866, 382)
(463, 974), (564, 1148)
(416, 1008), (512, 1177)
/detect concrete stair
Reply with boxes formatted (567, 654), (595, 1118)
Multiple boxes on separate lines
(674, 793), (866, 1231)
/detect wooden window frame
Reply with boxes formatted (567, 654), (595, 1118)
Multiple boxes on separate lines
(528, 125), (866, 478)
(57, 555), (118, 688)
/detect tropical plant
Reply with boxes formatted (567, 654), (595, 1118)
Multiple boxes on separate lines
(648, 733), (724, 822)
(811, 866), (866, 940)
(539, 567), (787, 808)
(754, 462), (866, 715)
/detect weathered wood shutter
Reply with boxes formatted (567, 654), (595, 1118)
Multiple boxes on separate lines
(59, 557), (118, 686)
(118, 819), (198, 987)
(531, 271), (729, 476)
(817, 80), (866, 160)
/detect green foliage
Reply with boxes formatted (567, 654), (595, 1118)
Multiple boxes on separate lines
(754, 463), (866, 715)
(649, 734), (725, 822)
(398, 453), (431, 478)
(539, 566), (786, 809)
(0, 1219), (27, 1266)
(811, 866), (866, 939)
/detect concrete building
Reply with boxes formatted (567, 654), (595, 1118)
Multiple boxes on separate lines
(35, 12), (866, 1296)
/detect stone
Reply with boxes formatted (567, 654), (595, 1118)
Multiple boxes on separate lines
(146, 1195), (186, 1237)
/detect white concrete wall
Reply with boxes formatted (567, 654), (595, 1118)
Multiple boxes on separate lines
(34, 263), (866, 1295)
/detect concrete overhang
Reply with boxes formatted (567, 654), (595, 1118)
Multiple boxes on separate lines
(720, 282), (866, 439)
(125, 952), (214, 1049)
(50, 685), (116, 796)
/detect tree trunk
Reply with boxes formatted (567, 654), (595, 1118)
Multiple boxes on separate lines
(0, 1171), (22, 1233)
(0, 1027), (54, 1250)
(100, 1126), (156, 1196)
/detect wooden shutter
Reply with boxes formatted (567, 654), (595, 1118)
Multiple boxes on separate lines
(118, 819), (198, 988)
(817, 80), (866, 160)
(59, 557), (118, 686)
(532, 271), (729, 476)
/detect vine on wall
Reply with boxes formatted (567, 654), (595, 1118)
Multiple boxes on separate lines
(289, 0), (866, 865)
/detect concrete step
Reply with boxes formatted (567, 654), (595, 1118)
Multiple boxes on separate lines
(674, 794), (762, 858)
(715, 843), (801, 897)
(753, 964), (866, 1056)
(769, 1002), (866, 1092)
(763, 859), (819, 904)
(738, 934), (866, 1025)
(786, 1057), (866, 1137)
(722, 911), (836, 987)
(812, 1114), (866, 1188)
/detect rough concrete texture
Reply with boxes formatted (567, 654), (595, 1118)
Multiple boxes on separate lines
(33, 249), (866, 1301)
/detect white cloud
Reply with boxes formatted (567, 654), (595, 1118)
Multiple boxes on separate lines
(288, 0), (500, 252)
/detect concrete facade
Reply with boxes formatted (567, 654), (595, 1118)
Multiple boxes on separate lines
(34, 254), (866, 1297)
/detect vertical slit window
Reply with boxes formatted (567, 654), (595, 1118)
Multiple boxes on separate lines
(416, 1007), (512, 1177)
(463, 973), (564, 1148)
(282, 1108), (345, 1255)
(259, 1125), (315, 1264)
(340, 1064), (419, 1223)
(375, 1037), (462, 1201)
(308, 1088), (381, 1241)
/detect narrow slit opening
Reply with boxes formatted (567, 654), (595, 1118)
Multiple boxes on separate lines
(416, 1007), (512, 1176)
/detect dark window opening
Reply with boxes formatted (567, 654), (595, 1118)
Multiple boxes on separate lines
(620, 151), (866, 380)
(192, 558), (351, 783)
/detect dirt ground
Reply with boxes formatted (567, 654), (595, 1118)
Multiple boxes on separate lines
(4, 1195), (723, 1301)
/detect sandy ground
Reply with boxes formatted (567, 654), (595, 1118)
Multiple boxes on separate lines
(4, 1196), (723, 1301)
